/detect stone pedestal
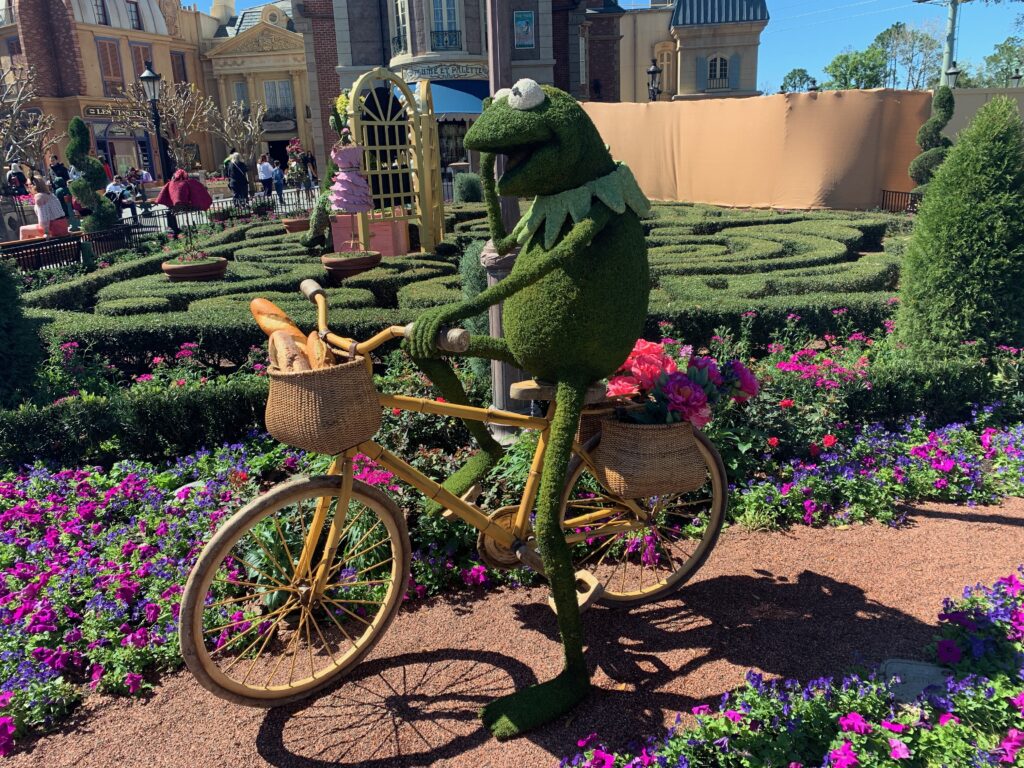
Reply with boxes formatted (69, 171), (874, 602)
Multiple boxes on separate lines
(481, 239), (530, 443)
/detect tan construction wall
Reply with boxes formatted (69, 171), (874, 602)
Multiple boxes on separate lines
(943, 87), (1024, 139)
(583, 89), (932, 210)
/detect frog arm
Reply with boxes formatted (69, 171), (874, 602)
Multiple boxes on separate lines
(408, 204), (613, 358)
(479, 152), (520, 255)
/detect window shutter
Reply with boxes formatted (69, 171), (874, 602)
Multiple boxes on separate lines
(695, 56), (707, 91)
(729, 53), (740, 89)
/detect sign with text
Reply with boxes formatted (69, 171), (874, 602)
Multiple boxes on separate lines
(83, 104), (147, 120)
(400, 63), (488, 81)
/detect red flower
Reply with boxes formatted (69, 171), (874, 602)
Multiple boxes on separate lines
(823, 434), (838, 448)
(809, 443), (821, 457)
(779, 398), (795, 408)
(767, 437), (779, 448)
(391, 408), (401, 416)
(436, 397), (447, 403)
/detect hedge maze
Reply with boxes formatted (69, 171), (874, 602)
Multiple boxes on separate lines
(19, 202), (904, 374)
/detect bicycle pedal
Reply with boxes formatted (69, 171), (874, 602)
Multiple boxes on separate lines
(441, 483), (482, 520)
(548, 570), (605, 615)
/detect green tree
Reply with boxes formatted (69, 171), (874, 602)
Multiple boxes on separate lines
(822, 45), (888, 90)
(779, 68), (815, 93)
(873, 22), (942, 89)
(898, 97), (1024, 358)
(977, 35), (1024, 86)
(909, 85), (955, 193)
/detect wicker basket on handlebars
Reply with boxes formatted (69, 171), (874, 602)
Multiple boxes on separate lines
(265, 356), (381, 455)
(591, 419), (707, 498)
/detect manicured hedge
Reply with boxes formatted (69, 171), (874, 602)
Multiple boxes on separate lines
(396, 274), (462, 309)
(20, 253), (168, 311)
(95, 296), (172, 316)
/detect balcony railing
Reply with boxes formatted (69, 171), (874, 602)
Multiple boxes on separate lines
(263, 107), (297, 126)
(0, 8), (15, 26)
(392, 33), (408, 55)
(706, 77), (730, 91)
(431, 30), (461, 51)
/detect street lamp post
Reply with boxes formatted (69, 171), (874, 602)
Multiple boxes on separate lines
(1011, 68), (1023, 89)
(807, 78), (820, 93)
(945, 61), (962, 89)
(646, 59), (662, 102)
(139, 61), (177, 233)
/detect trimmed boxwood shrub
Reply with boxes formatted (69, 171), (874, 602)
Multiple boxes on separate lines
(0, 261), (43, 408)
(396, 275), (461, 309)
(898, 96), (1024, 358)
(95, 297), (172, 316)
(453, 172), (483, 203)
(20, 253), (168, 311)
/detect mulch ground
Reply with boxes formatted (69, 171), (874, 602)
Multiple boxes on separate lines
(12, 498), (1024, 768)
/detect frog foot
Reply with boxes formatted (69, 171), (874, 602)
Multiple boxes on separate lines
(481, 667), (591, 740)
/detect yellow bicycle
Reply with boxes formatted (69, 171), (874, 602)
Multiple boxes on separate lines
(179, 281), (728, 707)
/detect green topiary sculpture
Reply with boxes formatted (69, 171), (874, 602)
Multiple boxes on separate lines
(66, 117), (109, 192)
(406, 80), (650, 738)
(897, 96), (1024, 358)
(909, 85), (954, 195)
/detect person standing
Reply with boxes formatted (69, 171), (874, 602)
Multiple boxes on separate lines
(30, 178), (69, 238)
(51, 176), (79, 231)
(301, 149), (318, 188)
(272, 160), (285, 205)
(257, 154), (274, 198)
(226, 151), (249, 202)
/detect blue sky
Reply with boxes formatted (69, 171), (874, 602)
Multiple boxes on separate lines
(234, 0), (1019, 92)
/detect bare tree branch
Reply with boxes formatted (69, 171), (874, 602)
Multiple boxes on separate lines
(212, 100), (268, 171)
(0, 65), (62, 173)
(112, 81), (220, 170)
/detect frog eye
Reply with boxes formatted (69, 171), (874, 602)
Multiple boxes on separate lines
(493, 88), (511, 102)
(507, 79), (545, 111)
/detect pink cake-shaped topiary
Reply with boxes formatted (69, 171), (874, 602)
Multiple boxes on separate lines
(329, 144), (372, 213)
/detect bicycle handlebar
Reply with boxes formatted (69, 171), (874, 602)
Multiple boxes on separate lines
(299, 280), (470, 354)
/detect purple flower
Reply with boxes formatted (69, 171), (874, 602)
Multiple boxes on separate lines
(936, 639), (962, 664)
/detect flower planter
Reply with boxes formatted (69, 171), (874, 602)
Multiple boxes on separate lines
(281, 217), (310, 233)
(592, 419), (706, 498)
(321, 252), (382, 285)
(161, 257), (228, 282)
(330, 213), (410, 257)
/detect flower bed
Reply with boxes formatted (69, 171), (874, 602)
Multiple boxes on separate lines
(562, 569), (1024, 767)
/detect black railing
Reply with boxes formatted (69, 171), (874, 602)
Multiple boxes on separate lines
(880, 189), (922, 213)
(264, 108), (297, 124)
(1, 235), (82, 272)
(140, 185), (319, 235)
(391, 33), (408, 55)
(431, 30), (461, 51)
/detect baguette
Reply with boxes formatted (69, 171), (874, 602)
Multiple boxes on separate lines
(250, 298), (306, 343)
(306, 331), (336, 370)
(269, 330), (311, 372)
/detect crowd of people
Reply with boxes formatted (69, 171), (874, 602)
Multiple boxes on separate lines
(224, 147), (317, 204)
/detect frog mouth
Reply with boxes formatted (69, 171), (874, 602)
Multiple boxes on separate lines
(500, 141), (544, 181)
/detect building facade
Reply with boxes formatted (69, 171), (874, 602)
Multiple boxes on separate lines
(620, 0), (768, 103)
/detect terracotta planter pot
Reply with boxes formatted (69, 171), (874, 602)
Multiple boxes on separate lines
(282, 217), (310, 233)
(321, 252), (382, 285)
(161, 257), (228, 282)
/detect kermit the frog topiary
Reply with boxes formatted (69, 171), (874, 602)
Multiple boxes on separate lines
(407, 79), (651, 738)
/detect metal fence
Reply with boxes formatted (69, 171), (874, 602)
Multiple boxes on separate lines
(139, 185), (319, 234)
(880, 189), (922, 213)
(1, 235), (82, 271)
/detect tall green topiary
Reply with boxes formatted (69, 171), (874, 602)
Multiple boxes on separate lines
(69, 178), (120, 232)
(909, 85), (954, 194)
(66, 117), (108, 191)
(453, 172), (483, 203)
(897, 96), (1024, 358)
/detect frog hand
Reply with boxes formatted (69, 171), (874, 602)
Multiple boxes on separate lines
(408, 305), (461, 359)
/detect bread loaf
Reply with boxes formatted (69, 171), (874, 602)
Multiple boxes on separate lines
(306, 331), (336, 370)
(269, 330), (311, 372)
(250, 298), (306, 343)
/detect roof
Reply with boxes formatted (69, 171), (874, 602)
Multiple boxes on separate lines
(670, 0), (769, 27)
(215, 1), (295, 37)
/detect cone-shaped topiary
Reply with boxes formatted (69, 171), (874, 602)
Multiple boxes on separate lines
(897, 96), (1024, 358)
(909, 85), (954, 194)
(66, 117), (109, 191)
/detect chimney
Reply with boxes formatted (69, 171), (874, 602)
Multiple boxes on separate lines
(210, 0), (235, 24)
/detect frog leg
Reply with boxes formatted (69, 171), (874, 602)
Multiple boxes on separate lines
(481, 377), (590, 739)
(409, 335), (520, 514)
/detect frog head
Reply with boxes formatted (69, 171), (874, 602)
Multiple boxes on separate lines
(463, 80), (616, 198)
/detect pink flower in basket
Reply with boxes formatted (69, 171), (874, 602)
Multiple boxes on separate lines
(605, 375), (640, 398)
(688, 355), (724, 386)
(662, 372), (712, 427)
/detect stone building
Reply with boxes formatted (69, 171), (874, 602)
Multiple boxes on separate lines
(6, 0), (215, 177)
(619, 0), (768, 102)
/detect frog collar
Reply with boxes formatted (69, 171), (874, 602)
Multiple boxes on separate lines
(511, 162), (651, 250)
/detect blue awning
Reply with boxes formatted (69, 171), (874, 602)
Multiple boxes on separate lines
(410, 80), (486, 119)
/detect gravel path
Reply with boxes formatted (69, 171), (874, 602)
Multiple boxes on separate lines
(13, 498), (1024, 768)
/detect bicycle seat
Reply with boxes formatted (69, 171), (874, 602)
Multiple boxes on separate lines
(509, 379), (607, 405)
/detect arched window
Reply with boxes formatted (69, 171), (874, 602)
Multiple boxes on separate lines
(93, 0), (110, 25)
(708, 56), (728, 90)
(654, 41), (675, 99)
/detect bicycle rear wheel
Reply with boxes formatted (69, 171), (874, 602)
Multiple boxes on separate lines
(559, 430), (727, 606)
(179, 475), (410, 707)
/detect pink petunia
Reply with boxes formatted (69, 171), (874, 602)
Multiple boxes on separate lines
(124, 672), (143, 694)
(829, 741), (859, 768)
(999, 729), (1024, 763)
(0, 716), (14, 757)
(723, 709), (743, 723)
(889, 739), (911, 759)
(881, 720), (907, 733)
(838, 711), (871, 734)
(587, 749), (616, 768)
(938, 713), (960, 726)
(691, 704), (711, 716)
(1010, 690), (1024, 714)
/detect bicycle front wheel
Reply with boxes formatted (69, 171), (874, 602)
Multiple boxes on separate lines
(559, 430), (727, 606)
(179, 475), (410, 707)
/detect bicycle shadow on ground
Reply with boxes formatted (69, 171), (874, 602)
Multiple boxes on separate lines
(513, 569), (936, 756)
(255, 648), (537, 768)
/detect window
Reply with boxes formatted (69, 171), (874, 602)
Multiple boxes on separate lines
(126, 1), (143, 30)
(392, 0), (409, 54)
(430, 0), (459, 49)
(5, 36), (23, 68)
(129, 43), (151, 77)
(263, 79), (295, 118)
(579, 31), (588, 86)
(170, 52), (187, 84)
(708, 56), (728, 89)
(655, 42), (675, 99)
(93, 0), (110, 25)
(233, 81), (248, 105)
(0, 1), (14, 27)
(95, 39), (124, 97)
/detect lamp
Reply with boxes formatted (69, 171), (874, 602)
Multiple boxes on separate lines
(807, 78), (819, 93)
(139, 61), (177, 232)
(646, 59), (662, 102)
(139, 62), (161, 102)
(1011, 68), (1023, 89)
(945, 61), (962, 88)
